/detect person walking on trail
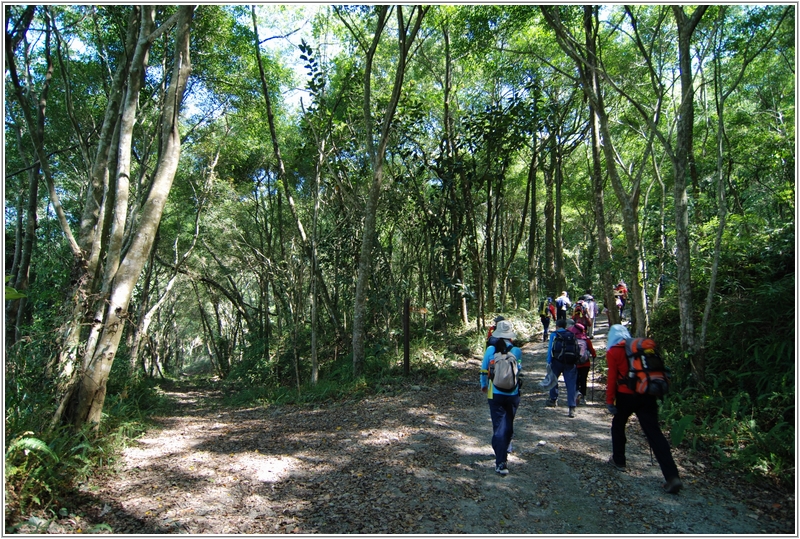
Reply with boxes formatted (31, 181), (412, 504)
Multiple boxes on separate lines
(486, 315), (505, 341)
(605, 324), (683, 494)
(614, 280), (628, 319)
(572, 300), (592, 336)
(568, 322), (595, 405)
(539, 297), (556, 342)
(555, 291), (571, 322)
(545, 318), (579, 418)
(480, 319), (522, 476)
(581, 292), (598, 338)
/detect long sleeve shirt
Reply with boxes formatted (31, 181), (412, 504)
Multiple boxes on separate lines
(480, 340), (522, 398)
(605, 342), (635, 404)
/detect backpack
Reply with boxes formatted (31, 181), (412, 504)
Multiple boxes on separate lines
(552, 330), (580, 365)
(489, 346), (519, 392)
(576, 338), (590, 364)
(539, 300), (549, 318)
(622, 338), (670, 396)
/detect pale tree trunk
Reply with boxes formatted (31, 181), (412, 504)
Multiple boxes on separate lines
(589, 104), (617, 326)
(526, 136), (540, 312)
(543, 149), (556, 296)
(52, 8), (141, 404)
(671, 6), (707, 373)
(349, 6), (426, 376)
(61, 6), (195, 429)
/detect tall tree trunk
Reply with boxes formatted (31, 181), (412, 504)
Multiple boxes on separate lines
(589, 104), (616, 326)
(526, 136), (540, 311)
(61, 6), (195, 429)
(554, 149), (566, 295)
(351, 6), (426, 376)
(5, 122), (39, 345)
(543, 148), (556, 296)
(671, 5), (707, 373)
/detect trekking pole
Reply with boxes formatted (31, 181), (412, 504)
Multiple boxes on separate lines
(591, 358), (594, 403)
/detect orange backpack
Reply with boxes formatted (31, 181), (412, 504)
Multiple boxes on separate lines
(621, 338), (670, 397)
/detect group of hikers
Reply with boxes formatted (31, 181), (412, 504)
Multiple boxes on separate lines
(479, 288), (682, 495)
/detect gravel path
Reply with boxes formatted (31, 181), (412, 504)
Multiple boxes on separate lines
(34, 315), (793, 534)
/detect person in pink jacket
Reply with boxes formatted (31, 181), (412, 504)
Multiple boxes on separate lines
(567, 323), (595, 405)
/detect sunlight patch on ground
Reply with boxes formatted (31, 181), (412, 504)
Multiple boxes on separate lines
(235, 454), (302, 483)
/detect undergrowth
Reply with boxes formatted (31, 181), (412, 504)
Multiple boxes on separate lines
(652, 227), (795, 492)
(4, 349), (172, 530)
(220, 317), (494, 408)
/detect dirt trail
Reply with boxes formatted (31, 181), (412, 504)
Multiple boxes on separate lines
(33, 315), (793, 534)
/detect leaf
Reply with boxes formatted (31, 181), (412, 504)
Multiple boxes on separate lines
(7, 437), (59, 463)
(670, 414), (695, 447)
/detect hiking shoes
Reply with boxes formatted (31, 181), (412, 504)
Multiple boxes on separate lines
(495, 463), (509, 476)
(607, 456), (627, 471)
(663, 477), (683, 494)
(546, 399), (557, 407)
(575, 393), (582, 406)
(568, 407), (576, 418)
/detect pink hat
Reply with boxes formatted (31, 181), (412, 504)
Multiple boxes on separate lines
(568, 323), (586, 338)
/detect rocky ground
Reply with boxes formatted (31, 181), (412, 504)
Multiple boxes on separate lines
(14, 315), (795, 534)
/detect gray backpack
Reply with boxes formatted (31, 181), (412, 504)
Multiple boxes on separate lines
(489, 351), (518, 391)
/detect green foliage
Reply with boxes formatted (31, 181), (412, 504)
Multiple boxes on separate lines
(221, 322), (478, 408)
(4, 338), (171, 521)
(653, 226), (794, 489)
(5, 276), (26, 300)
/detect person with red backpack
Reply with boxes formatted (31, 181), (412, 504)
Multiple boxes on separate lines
(572, 301), (592, 335)
(568, 322), (595, 405)
(605, 324), (682, 494)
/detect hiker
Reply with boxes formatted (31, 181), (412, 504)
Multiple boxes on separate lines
(539, 297), (556, 342)
(568, 322), (595, 405)
(555, 291), (571, 322)
(605, 324), (683, 494)
(480, 319), (522, 476)
(486, 315), (505, 341)
(581, 293), (598, 338)
(545, 318), (578, 418)
(614, 280), (628, 319)
(572, 300), (592, 336)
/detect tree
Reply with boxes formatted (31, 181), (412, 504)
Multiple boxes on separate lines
(343, 5), (427, 377)
(35, 6), (197, 429)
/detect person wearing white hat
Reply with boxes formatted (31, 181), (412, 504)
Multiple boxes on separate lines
(480, 319), (522, 476)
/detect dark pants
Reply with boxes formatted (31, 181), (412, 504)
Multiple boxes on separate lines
(488, 392), (520, 466)
(611, 392), (679, 481)
(541, 316), (551, 341)
(576, 365), (590, 397)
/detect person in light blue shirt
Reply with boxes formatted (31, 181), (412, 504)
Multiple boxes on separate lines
(480, 319), (522, 475)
